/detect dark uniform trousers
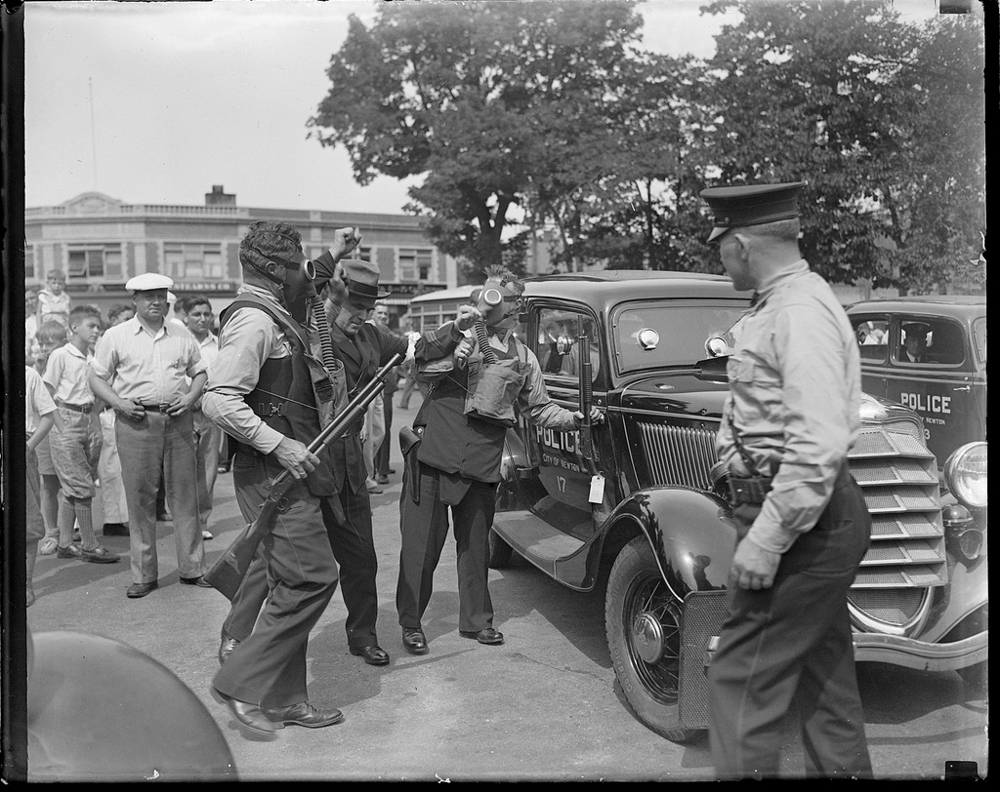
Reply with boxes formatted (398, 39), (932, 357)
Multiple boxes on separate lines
(396, 462), (497, 633)
(212, 451), (340, 708)
(707, 465), (874, 779)
(222, 440), (381, 649)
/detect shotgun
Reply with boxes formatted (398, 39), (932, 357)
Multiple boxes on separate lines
(577, 317), (612, 525)
(204, 352), (405, 600)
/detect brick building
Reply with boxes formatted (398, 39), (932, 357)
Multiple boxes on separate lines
(24, 185), (459, 327)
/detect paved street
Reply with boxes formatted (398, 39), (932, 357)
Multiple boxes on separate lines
(26, 396), (988, 781)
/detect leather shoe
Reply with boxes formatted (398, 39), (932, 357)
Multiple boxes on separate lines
(214, 688), (277, 734)
(219, 635), (240, 665)
(103, 522), (130, 537)
(350, 644), (390, 666)
(459, 627), (504, 645)
(261, 701), (344, 729)
(402, 627), (429, 655)
(180, 575), (214, 588)
(126, 581), (158, 599)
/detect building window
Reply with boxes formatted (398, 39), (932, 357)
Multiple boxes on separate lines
(399, 248), (433, 281)
(164, 243), (224, 280)
(358, 246), (373, 263)
(67, 244), (123, 280)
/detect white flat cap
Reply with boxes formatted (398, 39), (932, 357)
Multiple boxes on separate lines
(125, 273), (174, 292)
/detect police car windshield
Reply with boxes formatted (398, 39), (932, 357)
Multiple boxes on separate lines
(612, 301), (750, 374)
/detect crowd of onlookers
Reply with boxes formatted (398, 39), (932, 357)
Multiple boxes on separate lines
(23, 270), (419, 606)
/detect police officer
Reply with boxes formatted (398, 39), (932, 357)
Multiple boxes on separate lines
(394, 265), (604, 655)
(700, 182), (873, 778)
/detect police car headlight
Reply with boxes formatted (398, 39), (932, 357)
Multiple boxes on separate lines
(944, 442), (988, 510)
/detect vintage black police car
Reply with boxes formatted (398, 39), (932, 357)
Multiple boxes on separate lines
(846, 296), (986, 467)
(489, 272), (988, 741)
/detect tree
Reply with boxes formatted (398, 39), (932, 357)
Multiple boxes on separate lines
(686, 0), (985, 293)
(309, 0), (648, 280)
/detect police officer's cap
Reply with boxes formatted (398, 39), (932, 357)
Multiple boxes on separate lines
(902, 322), (931, 338)
(699, 181), (806, 242)
(125, 273), (174, 293)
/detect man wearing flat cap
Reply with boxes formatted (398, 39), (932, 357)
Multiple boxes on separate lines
(901, 322), (931, 363)
(700, 182), (872, 779)
(89, 272), (210, 598)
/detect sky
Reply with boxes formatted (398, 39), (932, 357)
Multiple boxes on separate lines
(23, 0), (943, 216)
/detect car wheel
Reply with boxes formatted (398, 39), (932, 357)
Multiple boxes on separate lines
(605, 536), (698, 743)
(488, 527), (514, 569)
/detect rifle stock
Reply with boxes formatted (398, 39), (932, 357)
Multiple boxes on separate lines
(204, 352), (405, 599)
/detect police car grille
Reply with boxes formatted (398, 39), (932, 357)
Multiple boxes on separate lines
(847, 588), (925, 624)
(847, 427), (946, 629)
(637, 423), (718, 490)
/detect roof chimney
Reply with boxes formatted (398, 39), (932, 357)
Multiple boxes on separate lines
(205, 185), (236, 206)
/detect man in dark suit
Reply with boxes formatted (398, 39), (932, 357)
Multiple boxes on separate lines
(901, 322), (931, 363)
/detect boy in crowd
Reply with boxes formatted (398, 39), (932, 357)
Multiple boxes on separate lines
(35, 321), (69, 556)
(96, 304), (136, 537)
(182, 295), (221, 540)
(43, 305), (120, 564)
(37, 269), (72, 328)
(26, 363), (59, 605)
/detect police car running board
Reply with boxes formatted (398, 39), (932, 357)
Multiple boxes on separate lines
(492, 510), (585, 577)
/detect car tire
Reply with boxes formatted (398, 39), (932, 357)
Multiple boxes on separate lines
(488, 527), (514, 569)
(605, 536), (698, 743)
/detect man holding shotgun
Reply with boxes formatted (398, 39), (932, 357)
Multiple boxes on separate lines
(203, 222), (477, 733)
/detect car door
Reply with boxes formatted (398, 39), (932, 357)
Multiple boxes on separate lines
(520, 302), (608, 541)
(886, 315), (979, 465)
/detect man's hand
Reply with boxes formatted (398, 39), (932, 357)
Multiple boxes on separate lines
(573, 407), (606, 426)
(272, 437), (320, 481)
(454, 336), (475, 363)
(166, 392), (198, 417)
(455, 305), (483, 332)
(325, 262), (351, 306)
(116, 397), (146, 421)
(728, 536), (781, 590)
(330, 226), (363, 261)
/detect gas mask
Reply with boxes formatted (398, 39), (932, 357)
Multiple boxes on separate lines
(475, 279), (521, 333)
(249, 237), (316, 324)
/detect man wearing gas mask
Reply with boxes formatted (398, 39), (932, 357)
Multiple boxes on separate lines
(205, 225), (479, 733)
(202, 220), (357, 732)
(395, 264), (605, 655)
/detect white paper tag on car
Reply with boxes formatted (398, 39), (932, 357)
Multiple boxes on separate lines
(589, 474), (605, 504)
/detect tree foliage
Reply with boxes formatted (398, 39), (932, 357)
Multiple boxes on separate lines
(310, 0), (985, 294)
(687, 0), (985, 293)
(309, 0), (648, 280)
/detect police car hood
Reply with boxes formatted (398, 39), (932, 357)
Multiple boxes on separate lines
(619, 370), (730, 419)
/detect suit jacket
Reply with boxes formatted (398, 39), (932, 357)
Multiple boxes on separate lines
(328, 319), (458, 492)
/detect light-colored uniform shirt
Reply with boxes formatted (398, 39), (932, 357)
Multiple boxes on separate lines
(716, 260), (862, 554)
(90, 316), (207, 405)
(202, 285), (294, 455)
(42, 342), (96, 406)
(26, 365), (57, 435)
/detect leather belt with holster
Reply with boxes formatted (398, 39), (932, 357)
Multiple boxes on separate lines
(725, 412), (775, 506)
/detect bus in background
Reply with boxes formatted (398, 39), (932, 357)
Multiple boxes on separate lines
(406, 285), (478, 333)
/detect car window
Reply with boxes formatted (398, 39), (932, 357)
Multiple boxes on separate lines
(894, 317), (965, 367)
(972, 317), (986, 364)
(611, 301), (749, 373)
(536, 307), (600, 383)
(853, 317), (889, 363)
